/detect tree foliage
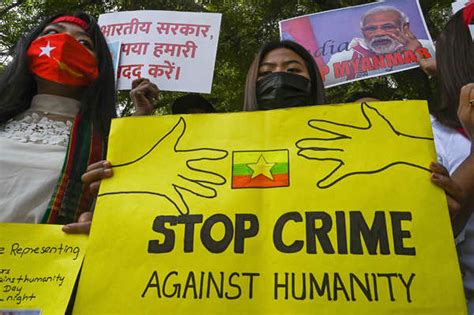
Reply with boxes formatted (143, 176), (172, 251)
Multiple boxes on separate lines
(0, 0), (453, 114)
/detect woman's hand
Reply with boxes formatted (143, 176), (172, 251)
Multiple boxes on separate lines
(416, 51), (437, 77)
(457, 83), (474, 140)
(130, 78), (159, 116)
(62, 211), (94, 234)
(430, 162), (464, 218)
(62, 160), (115, 234)
(81, 160), (113, 196)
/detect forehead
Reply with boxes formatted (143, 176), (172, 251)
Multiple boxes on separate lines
(363, 11), (401, 25)
(260, 48), (306, 65)
(45, 22), (90, 37)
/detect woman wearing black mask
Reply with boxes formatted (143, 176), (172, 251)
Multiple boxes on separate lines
(243, 40), (326, 111)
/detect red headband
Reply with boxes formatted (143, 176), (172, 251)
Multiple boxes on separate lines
(49, 16), (89, 31)
(463, 2), (474, 26)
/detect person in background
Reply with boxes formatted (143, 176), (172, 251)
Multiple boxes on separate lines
(427, 5), (474, 312)
(418, 3), (474, 311)
(171, 93), (215, 114)
(424, 5), (474, 227)
(0, 12), (117, 233)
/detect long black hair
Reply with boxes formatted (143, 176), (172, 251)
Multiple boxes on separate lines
(0, 12), (116, 135)
(243, 40), (326, 111)
(434, 8), (474, 129)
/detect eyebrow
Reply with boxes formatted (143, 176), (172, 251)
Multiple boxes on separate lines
(259, 60), (304, 67)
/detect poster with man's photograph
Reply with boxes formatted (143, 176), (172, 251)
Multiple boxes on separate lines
(279, 0), (435, 88)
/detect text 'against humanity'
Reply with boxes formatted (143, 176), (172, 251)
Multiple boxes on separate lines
(141, 270), (415, 302)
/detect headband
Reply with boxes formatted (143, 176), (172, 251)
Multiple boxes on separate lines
(49, 16), (89, 31)
(463, 2), (474, 26)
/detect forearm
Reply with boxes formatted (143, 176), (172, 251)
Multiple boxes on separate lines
(451, 145), (474, 235)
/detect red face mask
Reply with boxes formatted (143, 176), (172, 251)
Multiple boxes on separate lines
(27, 32), (99, 86)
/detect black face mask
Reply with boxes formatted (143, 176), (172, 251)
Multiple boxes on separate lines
(256, 72), (312, 110)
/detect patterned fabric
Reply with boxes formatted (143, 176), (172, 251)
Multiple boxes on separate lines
(42, 112), (104, 224)
(0, 112), (73, 146)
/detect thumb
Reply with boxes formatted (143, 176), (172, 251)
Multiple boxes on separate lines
(161, 117), (186, 150)
(360, 103), (389, 130)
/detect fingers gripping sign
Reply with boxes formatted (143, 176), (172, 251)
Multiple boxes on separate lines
(296, 103), (434, 188)
(400, 28), (422, 52)
(99, 117), (228, 215)
(430, 162), (464, 218)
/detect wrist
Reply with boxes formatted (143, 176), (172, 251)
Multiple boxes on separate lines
(133, 108), (153, 116)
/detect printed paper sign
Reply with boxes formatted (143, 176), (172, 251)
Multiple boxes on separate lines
(280, 0), (435, 88)
(98, 10), (221, 93)
(0, 224), (87, 315)
(74, 101), (465, 314)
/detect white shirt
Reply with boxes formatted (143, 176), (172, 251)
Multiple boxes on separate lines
(0, 94), (80, 223)
(431, 116), (471, 176)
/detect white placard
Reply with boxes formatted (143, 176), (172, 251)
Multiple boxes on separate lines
(106, 40), (122, 87)
(98, 10), (222, 93)
(452, 0), (469, 14)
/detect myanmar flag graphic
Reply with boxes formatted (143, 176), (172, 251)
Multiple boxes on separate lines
(232, 150), (289, 189)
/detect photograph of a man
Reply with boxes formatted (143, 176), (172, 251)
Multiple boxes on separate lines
(280, 0), (435, 87)
(361, 6), (421, 54)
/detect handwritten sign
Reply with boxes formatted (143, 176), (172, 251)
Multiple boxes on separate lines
(98, 10), (221, 93)
(0, 224), (87, 315)
(74, 101), (465, 314)
(280, 0), (436, 87)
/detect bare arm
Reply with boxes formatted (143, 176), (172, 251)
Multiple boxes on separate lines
(449, 84), (474, 235)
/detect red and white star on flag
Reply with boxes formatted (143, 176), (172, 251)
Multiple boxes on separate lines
(38, 42), (56, 58)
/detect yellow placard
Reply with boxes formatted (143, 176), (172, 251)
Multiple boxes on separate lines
(74, 101), (466, 314)
(0, 223), (87, 315)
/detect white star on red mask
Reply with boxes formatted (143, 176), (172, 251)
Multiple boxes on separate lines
(38, 41), (56, 58)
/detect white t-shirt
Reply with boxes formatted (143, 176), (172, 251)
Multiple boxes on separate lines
(431, 116), (471, 175)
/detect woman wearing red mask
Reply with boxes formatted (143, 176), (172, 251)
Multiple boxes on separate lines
(0, 12), (116, 232)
